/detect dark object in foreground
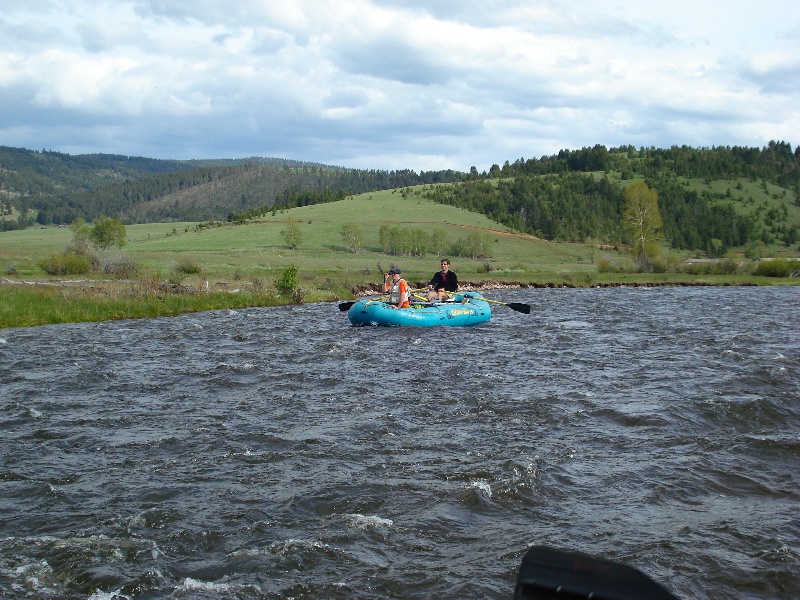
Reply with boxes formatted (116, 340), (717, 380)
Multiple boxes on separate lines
(514, 546), (680, 600)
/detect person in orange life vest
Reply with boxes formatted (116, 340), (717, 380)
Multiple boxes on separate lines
(427, 258), (458, 301)
(384, 268), (410, 309)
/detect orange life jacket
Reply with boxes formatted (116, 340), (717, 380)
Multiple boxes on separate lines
(385, 278), (410, 308)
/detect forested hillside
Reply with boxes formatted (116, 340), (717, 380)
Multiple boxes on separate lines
(2, 142), (799, 257)
(0, 146), (462, 227)
(426, 142), (799, 256)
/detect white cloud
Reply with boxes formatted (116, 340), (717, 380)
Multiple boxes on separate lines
(0, 0), (798, 171)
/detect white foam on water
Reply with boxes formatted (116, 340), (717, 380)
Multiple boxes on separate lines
(180, 578), (265, 596)
(219, 362), (256, 372)
(28, 407), (43, 418)
(228, 547), (266, 558)
(88, 589), (129, 600)
(181, 577), (231, 592)
(470, 480), (493, 498)
(345, 513), (394, 530)
(4, 559), (57, 596)
(267, 538), (336, 556)
(557, 320), (593, 329)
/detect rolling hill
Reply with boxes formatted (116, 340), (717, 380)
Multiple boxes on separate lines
(2, 142), (799, 257)
(0, 145), (463, 226)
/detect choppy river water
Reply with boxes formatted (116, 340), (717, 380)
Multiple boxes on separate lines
(1, 286), (798, 599)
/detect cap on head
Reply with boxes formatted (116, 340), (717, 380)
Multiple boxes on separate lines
(390, 268), (401, 274)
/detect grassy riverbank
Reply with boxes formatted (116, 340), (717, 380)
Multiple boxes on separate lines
(2, 189), (798, 329)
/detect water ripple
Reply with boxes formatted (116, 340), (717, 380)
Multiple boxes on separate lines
(1, 287), (798, 598)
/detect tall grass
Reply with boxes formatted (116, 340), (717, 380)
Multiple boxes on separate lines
(0, 284), (281, 329)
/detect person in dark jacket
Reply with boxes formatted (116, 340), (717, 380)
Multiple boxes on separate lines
(427, 259), (458, 301)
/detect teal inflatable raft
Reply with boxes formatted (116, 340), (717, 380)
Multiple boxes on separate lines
(347, 292), (491, 327)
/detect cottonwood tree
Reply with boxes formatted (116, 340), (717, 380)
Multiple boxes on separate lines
(281, 216), (303, 249)
(622, 181), (662, 267)
(69, 217), (92, 245)
(90, 216), (127, 250)
(409, 228), (430, 256)
(340, 223), (365, 253)
(430, 227), (448, 256)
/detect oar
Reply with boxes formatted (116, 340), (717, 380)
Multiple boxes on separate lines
(339, 293), (398, 311)
(340, 270), (392, 311)
(480, 297), (531, 314)
(339, 296), (388, 311)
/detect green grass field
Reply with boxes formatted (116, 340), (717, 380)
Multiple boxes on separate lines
(1, 189), (601, 284)
(1, 187), (798, 328)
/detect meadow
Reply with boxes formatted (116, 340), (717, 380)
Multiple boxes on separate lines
(1, 188), (797, 328)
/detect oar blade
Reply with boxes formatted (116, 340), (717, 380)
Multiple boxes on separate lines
(338, 301), (356, 311)
(507, 302), (531, 314)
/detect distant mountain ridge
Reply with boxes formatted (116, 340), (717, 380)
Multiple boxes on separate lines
(0, 145), (463, 226)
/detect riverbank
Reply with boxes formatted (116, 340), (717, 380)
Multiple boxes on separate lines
(2, 273), (796, 329)
(2, 195), (798, 328)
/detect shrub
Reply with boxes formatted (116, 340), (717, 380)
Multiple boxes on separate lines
(175, 257), (202, 275)
(717, 258), (740, 275)
(291, 287), (306, 304)
(102, 255), (138, 279)
(64, 240), (101, 270)
(596, 257), (613, 273)
(754, 259), (791, 277)
(666, 253), (684, 272)
(167, 272), (185, 285)
(596, 256), (636, 273)
(137, 269), (165, 296)
(683, 262), (712, 275)
(276, 265), (299, 297)
(649, 254), (669, 273)
(38, 252), (91, 275)
(745, 241), (767, 260)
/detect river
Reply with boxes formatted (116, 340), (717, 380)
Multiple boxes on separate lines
(1, 286), (798, 599)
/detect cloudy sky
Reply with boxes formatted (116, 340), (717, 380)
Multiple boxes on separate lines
(1, 0), (798, 171)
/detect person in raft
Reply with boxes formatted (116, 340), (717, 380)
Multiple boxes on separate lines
(384, 268), (410, 309)
(427, 259), (458, 302)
